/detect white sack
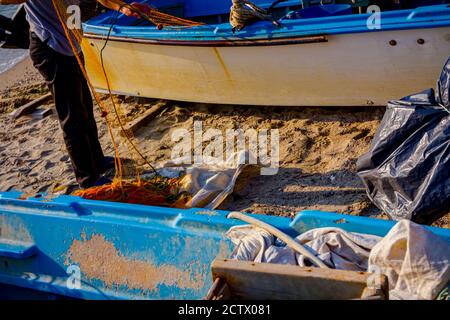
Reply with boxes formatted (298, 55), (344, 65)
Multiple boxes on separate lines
(368, 220), (450, 300)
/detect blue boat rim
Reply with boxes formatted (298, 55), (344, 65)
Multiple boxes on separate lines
(82, 5), (450, 46)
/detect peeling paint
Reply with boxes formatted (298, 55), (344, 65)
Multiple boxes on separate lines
(65, 234), (205, 292)
(0, 216), (33, 243)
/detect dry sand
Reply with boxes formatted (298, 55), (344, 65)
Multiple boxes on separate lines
(0, 58), (448, 227)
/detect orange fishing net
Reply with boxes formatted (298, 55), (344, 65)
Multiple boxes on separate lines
(50, 0), (201, 207)
(72, 176), (191, 208)
(115, 0), (204, 27)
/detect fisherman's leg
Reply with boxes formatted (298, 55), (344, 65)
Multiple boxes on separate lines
(28, 33), (56, 94)
(29, 33), (100, 187)
(53, 56), (105, 187)
(76, 62), (106, 173)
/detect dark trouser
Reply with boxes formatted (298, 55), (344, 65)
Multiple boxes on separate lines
(29, 32), (105, 188)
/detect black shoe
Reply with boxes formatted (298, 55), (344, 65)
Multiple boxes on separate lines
(100, 156), (116, 174)
(92, 176), (112, 187)
(84, 176), (112, 189)
(77, 175), (112, 190)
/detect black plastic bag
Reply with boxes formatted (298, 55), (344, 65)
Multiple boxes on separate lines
(437, 57), (450, 109)
(357, 58), (450, 225)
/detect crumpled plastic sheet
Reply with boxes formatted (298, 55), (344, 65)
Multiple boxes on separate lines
(357, 56), (450, 224)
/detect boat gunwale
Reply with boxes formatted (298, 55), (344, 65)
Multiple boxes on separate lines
(82, 33), (329, 46)
(82, 4), (450, 45)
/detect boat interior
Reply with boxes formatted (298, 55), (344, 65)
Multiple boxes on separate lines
(90, 0), (450, 27)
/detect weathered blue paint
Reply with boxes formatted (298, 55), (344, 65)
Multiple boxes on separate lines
(0, 241), (38, 260)
(83, 4), (450, 42)
(0, 191), (449, 300)
(292, 210), (450, 242)
(0, 191), (293, 300)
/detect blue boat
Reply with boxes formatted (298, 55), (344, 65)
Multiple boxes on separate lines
(81, 1), (450, 106)
(0, 191), (449, 300)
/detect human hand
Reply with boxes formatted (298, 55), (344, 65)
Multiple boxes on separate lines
(120, 5), (140, 18)
(120, 2), (153, 18)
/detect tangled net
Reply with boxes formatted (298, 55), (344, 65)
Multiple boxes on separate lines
(50, 0), (202, 206)
(73, 176), (191, 208)
(116, 0), (205, 27)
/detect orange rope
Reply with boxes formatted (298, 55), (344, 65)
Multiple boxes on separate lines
(72, 177), (191, 208)
(50, 0), (197, 203)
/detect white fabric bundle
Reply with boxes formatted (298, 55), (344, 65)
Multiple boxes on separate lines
(226, 220), (450, 299)
(368, 220), (450, 300)
(227, 225), (381, 271)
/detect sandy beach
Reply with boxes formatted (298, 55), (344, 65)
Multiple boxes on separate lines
(0, 57), (40, 92)
(0, 57), (448, 227)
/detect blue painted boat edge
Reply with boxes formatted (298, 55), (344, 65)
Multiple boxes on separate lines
(2, 191), (449, 240)
(82, 5), (450, 42)
(0, 191), (297, 236)
(0, 241), (38, 259)
(292, 210), (450, 242)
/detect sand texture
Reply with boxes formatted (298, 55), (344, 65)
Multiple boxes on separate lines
(0, 59), (448, 228)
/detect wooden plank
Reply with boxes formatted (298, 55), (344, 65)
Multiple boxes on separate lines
(120, 103), (165, 137)
(211, 259), (388, 300)
(9, 93), (53, 120)
(204, 278), (231, 300)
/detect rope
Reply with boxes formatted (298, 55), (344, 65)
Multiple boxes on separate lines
(107, 0), (204, 27)
(49, 0), (201, 204)
(51, 0), (125, 181)
(99, 5), (158, 176)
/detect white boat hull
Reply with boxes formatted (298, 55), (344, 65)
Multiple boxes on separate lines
(83, 27), (450, 106)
